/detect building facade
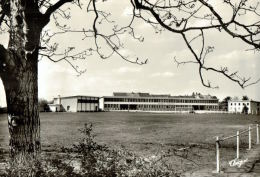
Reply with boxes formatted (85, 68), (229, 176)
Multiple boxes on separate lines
(100, 92), (219, 112)
(228, 100), (260, 114)
(49, 95), (99, 112)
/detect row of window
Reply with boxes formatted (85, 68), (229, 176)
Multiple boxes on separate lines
(104, 107), (218, 111)
(78, 99), (99, 103)
(230, 103), (249, 106)
(77, 103), (98, 110)
(104, 97), (218, 104)
(230, 102), (260, 107)
(104, 104), (218, 109)
(104, 104), (193, 108)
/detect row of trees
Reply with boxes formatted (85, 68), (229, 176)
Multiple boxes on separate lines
(38, 99), (52, 112)
(0, 99), (51, 113)
(0, 0), (259, 162)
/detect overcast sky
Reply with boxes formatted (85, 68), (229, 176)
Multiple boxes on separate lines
(0, 0), (259, 106)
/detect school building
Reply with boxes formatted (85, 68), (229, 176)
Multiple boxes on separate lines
(99, 92), (219, 112)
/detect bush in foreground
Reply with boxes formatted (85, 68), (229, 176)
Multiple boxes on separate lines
(3, 123), (178, 177)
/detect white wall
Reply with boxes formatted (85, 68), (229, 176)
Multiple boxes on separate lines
(53, 98), (58, 104)
(61, 98), (78, 112)
(49, 104), (61, 112)
(99, 97), (104, 111)
(228, 101), (250, 113)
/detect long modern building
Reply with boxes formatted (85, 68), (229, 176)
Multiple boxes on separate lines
(49, 95), (99, 112)
(228, 100), (260, 114)
(99, 92), (219, 112)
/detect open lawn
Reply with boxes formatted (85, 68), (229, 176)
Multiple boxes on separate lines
(1, 112), (259, 149)
(1, 112), (260, 173)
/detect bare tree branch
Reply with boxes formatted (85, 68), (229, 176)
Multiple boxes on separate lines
(0, 0), (10, 26)
(44, 0), (74, 18)
(18, 0), (259, 88)
(130, 0), (260, 88)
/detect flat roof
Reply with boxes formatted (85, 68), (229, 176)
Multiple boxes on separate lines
(110, 92), (218, 100)
(229, 100), (260, 103)
(102, 95), (218, 100)
(54, 95), (99, 99)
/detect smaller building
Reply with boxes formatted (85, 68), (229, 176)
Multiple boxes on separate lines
(48, 95), (99, 112)
(228, 100), (260, 114)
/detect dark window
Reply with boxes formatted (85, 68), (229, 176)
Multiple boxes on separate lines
(78, 99), (98, 103)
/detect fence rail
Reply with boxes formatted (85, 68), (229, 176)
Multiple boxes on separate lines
(214, 124), (259, 173)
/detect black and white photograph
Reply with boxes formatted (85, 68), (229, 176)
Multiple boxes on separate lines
(0, 0), (260, 176)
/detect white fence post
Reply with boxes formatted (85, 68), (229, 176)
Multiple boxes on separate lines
(214, 124), (257, 174)
(237, 131), (239, 159)
(216, 136), (220, 173)
(249, 126), (252, 150)
(257, 124), (259, 145)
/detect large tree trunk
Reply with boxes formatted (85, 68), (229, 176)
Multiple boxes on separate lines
(3, 64), (40, 157)
(0, 0), (46, 158)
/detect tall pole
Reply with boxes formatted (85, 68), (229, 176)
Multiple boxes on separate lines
(237, 131), (239, 159)
(216, 136), (220, 173)
(257, 124), (259, 145)
(249, 126), (252, 150)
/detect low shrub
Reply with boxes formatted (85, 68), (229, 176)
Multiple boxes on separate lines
(4, 123), (179, 177)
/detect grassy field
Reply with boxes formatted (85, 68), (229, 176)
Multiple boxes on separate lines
(1, 112), (259, 149)
(1, 112), (260, 173)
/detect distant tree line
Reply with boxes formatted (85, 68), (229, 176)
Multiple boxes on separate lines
(0, 99), (52, 114)
(0, 106), (7, 113)
(242, 96), (249, 101)
(38, 99), (52, 112)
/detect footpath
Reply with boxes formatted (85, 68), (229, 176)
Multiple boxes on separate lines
(182, 144), (260, 177)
